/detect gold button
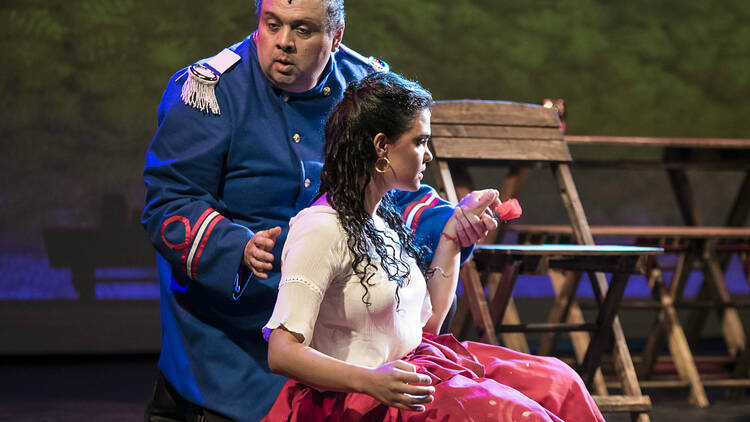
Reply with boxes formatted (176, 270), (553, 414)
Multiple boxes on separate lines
(304, 178), (311, 188)
(323, 86), (331, 96)
(293, 133), (301, 143)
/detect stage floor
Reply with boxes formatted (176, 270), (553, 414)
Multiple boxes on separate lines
(1, 354), (749, 422)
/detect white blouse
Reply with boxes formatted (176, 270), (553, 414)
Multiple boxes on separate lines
(263, 206), (432, 368)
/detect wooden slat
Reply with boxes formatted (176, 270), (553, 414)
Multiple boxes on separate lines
(507, 224), (750, 238)
(619, 379), (750, 388)
(431, 100), (560, 127)
(431, 124), (562, 140)
(593, 395), (652, 412)
(573, 159), (750, 170)
(495, 322), (598, 333)
(565, 135), (750, 149)
(476, 244), (661, 256)
(431, 137), (572, 162)
(703, 379), (750, 387)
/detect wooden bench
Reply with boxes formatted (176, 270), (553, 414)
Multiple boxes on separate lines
(429, 100), (655, 420)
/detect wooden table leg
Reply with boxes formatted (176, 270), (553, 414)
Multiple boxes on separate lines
(638, 261), (666, 381)
(704, 246), (747, 358)
(591, 269), (651, 422)
(449, 290), (472, 338)
(459, 261), (499, 345)
(645, 266), (709, 407)
(487, 261), (531, 353)
(499, 299), (531, 354)
(542, 269), (608, 396)
(581, 271), (630, 386)
(684, 281), (713, 348)
(640, 254), (706, 387)
(490, 260), (521, 326)
(665, 161), (703, 226)
(724, 170), (750, 228)
(539, 270), (580, 355)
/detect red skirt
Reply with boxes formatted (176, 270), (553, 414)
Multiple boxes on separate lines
(262, 333), (605, 422)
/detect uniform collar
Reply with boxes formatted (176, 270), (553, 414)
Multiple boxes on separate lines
(278, 58), (334, 100)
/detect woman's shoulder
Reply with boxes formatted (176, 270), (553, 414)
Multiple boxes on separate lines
(288, 206), (344, 240)
(290, 205), (338, 225)
(283, 205), (348, 262)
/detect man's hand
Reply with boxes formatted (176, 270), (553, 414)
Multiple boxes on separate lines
(243, 226), (282, 279)
(361, 360), (434, 412)
(454, 189), (501, 247)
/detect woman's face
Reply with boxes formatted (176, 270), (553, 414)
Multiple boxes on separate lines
(382, 108), (433, 192)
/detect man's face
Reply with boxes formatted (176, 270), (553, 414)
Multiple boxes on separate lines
(256, 0), (344, 93)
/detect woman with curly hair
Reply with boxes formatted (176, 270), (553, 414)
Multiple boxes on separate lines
(261, 72), (605, 421)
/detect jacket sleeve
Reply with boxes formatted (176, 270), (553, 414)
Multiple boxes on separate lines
(142, 72), (253, 300)
(391, 185), (475, 264)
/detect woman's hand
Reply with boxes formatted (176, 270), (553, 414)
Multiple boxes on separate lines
(361, 360), (435, 412)
(453, 189), (501, 246)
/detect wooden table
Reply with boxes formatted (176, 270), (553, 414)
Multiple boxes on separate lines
(471, 244), (662, 391)
(509, 135), (750, 406)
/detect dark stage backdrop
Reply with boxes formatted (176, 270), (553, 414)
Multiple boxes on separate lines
(1, 0), (749, 300)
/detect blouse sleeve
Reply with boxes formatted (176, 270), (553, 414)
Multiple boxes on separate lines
(263, 210), (345, 345)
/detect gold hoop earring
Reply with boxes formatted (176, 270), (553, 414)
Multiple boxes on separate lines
(375, 157), (390, 173)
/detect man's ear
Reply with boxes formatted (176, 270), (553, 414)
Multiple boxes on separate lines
(372, 133), (388, 156)
(331, 22), (345, 52)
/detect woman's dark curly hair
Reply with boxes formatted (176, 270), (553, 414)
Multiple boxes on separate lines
(319, 71), (434, 306)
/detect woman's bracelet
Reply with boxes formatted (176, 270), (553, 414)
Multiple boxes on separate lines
(441, 232), (461, 247)
(430, 266), (450, 278)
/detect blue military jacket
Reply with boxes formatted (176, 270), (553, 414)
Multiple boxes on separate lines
(142, 34), (467, 421)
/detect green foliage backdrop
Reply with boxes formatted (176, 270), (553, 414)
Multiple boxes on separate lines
(1, 0), (749, 242)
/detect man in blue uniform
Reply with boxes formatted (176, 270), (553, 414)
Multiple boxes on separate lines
(142, 1), (498, 420)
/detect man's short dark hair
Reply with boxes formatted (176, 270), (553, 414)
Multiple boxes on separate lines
(254, 0), (345, 33)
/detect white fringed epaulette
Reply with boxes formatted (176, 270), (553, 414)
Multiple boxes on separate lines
(181, 48), (241, 115)
(338, 44), (390, 73)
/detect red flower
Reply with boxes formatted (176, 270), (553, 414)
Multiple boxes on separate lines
(496, 198), (522, 221)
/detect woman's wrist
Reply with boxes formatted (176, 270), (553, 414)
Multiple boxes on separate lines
(441, 232), (461, 248)
(440, 213), (461, 249)
(351, 366), (372, 394)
